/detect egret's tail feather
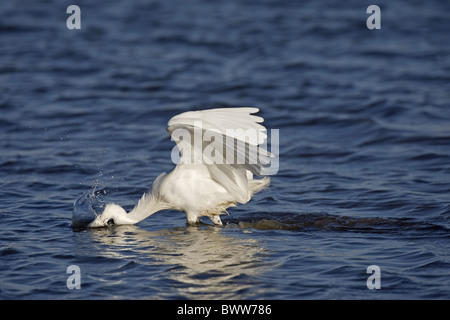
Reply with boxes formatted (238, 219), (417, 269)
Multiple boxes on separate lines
(248, 177), (270, 199)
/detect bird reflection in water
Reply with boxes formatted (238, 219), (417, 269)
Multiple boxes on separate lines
(77, 224), (271, 299)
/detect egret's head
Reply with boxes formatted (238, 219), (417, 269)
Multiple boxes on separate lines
(88, 203), (128, 227)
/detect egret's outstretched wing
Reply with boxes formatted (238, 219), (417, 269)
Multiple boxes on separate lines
(168, 107), (266, 144)
(167, 107), (272, 203)
(167, 107), (272, 174)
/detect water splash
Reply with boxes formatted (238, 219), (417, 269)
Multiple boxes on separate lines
(72, 178), (109, 228)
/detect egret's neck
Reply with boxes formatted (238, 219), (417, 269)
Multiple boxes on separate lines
(127, 191), (170, 223)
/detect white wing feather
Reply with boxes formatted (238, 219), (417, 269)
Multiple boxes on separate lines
(167, 107), (272, 205)
(168, 107), (266, 145)
(167, 107), (272, 175)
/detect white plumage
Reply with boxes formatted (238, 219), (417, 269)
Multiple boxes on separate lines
(88, 107), (271, 227)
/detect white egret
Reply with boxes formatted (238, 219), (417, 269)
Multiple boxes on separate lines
(87, 107), (272, 227)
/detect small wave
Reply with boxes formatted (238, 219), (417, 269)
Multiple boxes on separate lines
(0, 247), (20, 256)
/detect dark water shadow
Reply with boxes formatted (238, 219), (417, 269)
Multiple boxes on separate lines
(223, 212), (448, 235)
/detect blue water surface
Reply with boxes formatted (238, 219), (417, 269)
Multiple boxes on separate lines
(1, 0), (449, 299)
